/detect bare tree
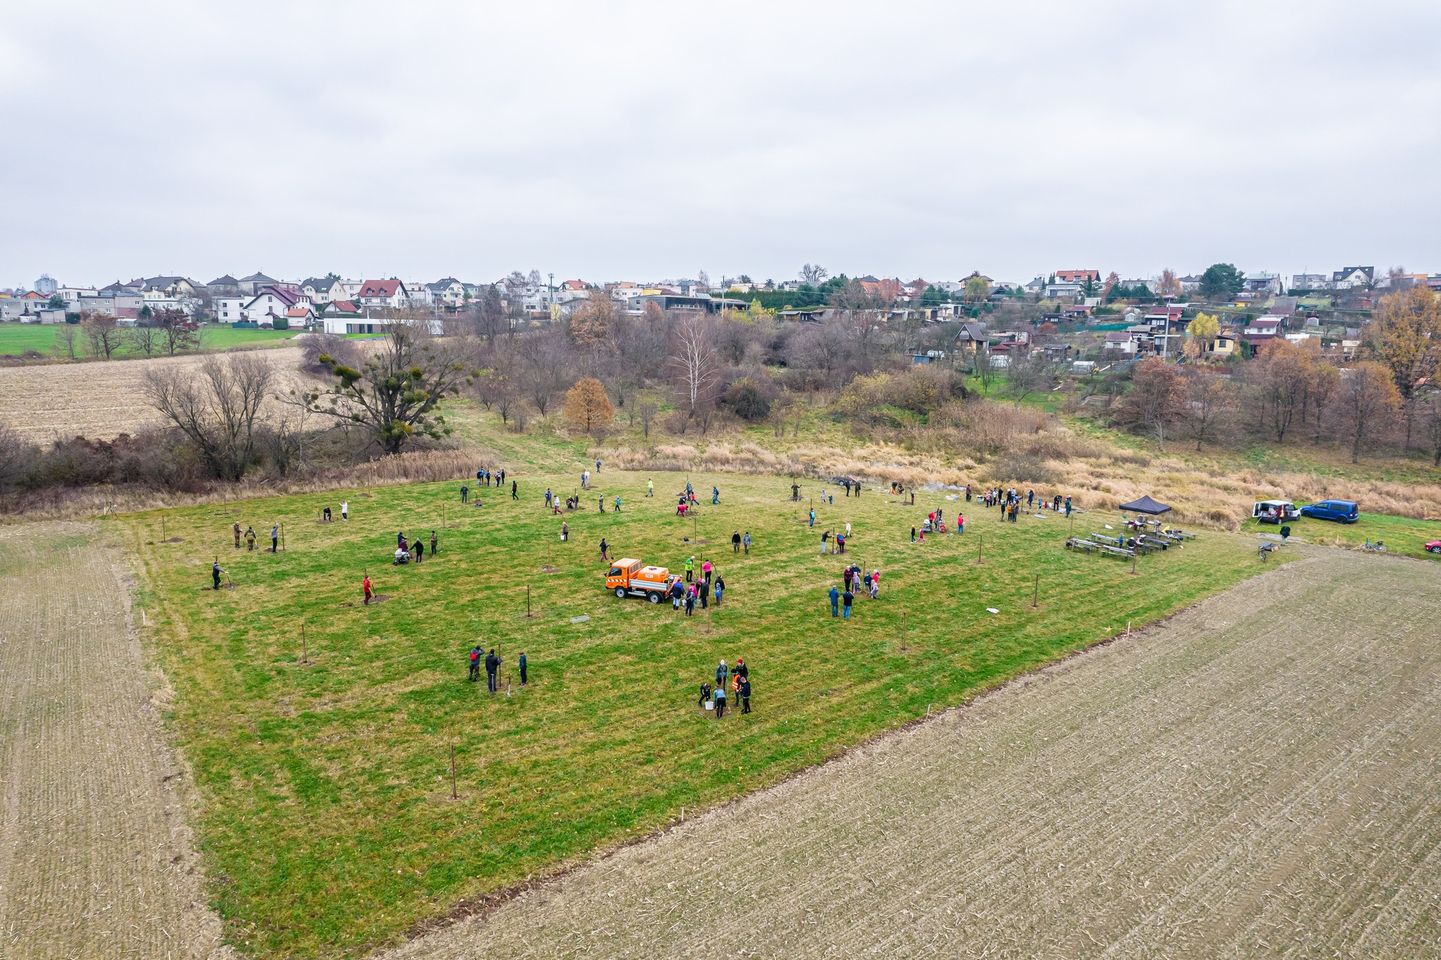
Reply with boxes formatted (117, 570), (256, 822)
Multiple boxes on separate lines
(128, 324), (161, 358)
(1181, 367), (1236, 450)
(638, 400), (658, 439)
(514, 325), (571, 416)
(81, 311), (123, 360)
(143, 353), (274, 480)
(670, 314), (721, 423)
(799, 263), (829, 286)
(1006, 352), (1051, 406)
(1329, 361), (1402, 463)
(52, 323), (80, 360)
(154, 307), (198, 355)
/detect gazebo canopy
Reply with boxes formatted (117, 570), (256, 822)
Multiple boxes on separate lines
(1118, 495), (1171, 515)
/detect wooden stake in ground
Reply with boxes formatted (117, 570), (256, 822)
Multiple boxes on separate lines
(280, 523), (285, 552)
(526, 585), (532, 618)
(301, 622), (307, 664)
(1032, 573), (1039, 609)
(977, 534), (983, 564)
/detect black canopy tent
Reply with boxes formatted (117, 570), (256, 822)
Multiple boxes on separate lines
(1118, 495), (1171, 516)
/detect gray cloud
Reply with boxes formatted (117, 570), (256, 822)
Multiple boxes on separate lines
(3, 0), (1439, 287)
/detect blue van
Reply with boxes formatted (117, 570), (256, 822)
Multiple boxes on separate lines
(1299, 499), (1359, 523)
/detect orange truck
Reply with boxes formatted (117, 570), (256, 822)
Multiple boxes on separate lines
(605, 558), (671, 602)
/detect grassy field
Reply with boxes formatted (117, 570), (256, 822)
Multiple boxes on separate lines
(120, 444), (1282, 959)
(0, 321), (300, 358)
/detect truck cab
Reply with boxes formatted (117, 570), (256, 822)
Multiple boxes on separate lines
(605, 558), (671, 602)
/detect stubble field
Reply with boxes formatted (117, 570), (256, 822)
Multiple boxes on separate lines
(388, 549), (1441, 959)
(0, 345), (314, 441)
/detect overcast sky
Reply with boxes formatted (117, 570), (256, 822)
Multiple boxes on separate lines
(4, 0), (1439, 288)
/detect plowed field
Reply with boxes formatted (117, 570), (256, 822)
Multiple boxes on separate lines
(0, 523), (231, 959)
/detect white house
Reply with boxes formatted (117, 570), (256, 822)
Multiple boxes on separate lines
(301, 277), (345, 304)
(426, 278), (466, 308)
(1244, 316), (1284, 337)
(242, 285), (303, 326)
(214, 297), (246, 323)
(1331, 266), (1374, 290)
(357, 278), (410, 310)
(406, 282), (434, 308)
(56, 286), (96, 304)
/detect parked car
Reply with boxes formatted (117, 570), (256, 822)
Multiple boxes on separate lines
(1252, 499), (1300, 524)
(1425, 540), (1441, 555)
(1299, 499), (1359, 524)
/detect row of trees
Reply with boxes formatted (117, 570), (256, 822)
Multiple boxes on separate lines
(50, 309), (201, 360)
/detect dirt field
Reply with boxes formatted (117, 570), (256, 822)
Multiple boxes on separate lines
(0, 523), (232, 959)
(0, 346), (313, 441)
(386, 550), (1441, 960)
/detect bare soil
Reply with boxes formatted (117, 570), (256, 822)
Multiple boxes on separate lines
(0, 522), (233, 959)
(385, 551), (1441, 959)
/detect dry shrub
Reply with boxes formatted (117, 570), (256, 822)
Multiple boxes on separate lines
(989, 451), (1059, 485)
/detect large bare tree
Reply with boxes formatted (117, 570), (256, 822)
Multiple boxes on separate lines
(143, 353), (274, 480)
(670, 314), (721, 423)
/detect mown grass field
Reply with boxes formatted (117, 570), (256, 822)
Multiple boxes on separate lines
(0, 321), (300, 357)
(120, 447), (1283, 959)
(1242, 508), (1441, 559)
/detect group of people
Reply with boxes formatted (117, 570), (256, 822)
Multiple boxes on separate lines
(670, 556), (726, 613)
(393, 529), (438, 565)
(820, 521), (855, 554)
(468, 646), (527, 692)
(974, 485), (1073, 518)
(914, 508), (965, 540)
(320, 500), (349, 522)
(827, 566), (880, 617)
(699, 657), (751, 718)
(475, 466), (505, 487)
(231, 521), (284, 552)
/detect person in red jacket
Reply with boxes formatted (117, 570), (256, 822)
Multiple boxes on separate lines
(363, 573), (373, 605)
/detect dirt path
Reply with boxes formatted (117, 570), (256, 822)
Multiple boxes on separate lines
(0, 522), (231, 959)
(386, 551), (1441, 959)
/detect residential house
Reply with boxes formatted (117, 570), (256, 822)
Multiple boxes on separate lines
(405, 283), (434, 308)
(242, 285), (303, 326)
(301, 277), (346, 304)
(1209, 333), (1238, 358)
(953, 322), (989, 356)
(1330, 266), (1374, 290)
(1269, 296), (1298, 316)
(1244, 316), (1285, 336)
(214, 297), (246, 323)
(1044, 281), (1082, 299)
(1054, 269), (1100, 284)
(356, 279), (410, 310)
(1291, 273), (1329, 291)
(1242, 273), (1286, 296)
(34, 274), (58, 296)
(426, 278), (467, 309)
(206, 274), (241, 296)
(1103, 330), (1140, 355)
(286, 305), (318, 329)
(1022, 276), (1046, 296)
(237, 272), (280, 296)
(56, 285), (96, 304)
(1177, 275), (1204, 294)
(857, 276), (902, 301)
(140, 276), (200, 298)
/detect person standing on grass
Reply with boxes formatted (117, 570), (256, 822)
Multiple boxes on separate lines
(468, 645), (481, 682)
(829, 584), (840, 617)
(561, 521), (569, 542)
(702, 559), (713, 580)
(871, 569), (881, 598)
(685, 556), (695, 583)
(212, 560), (222, 590)
(842, 587), (854, 619)
(461, 485), (469, 504)
(911, 526), (917, 542)
(671, 576), (684, 610)
(598, 495), (605, 513)
(363, 573), (373, 605)
(685, 586), (696, 616)
(957, 512), (965, 534)
(699, 576), (709, 609)
(714, 574), (725, 607)
(323, 505), (332, 522)
(732, 530), (741, 553)
(599, 538), (609, 563)
(821, 530), (830, 555)
(414, 537), (424, 563)
(245, 526), (257, 551)
(485, 649), (500, 693)
(614, 495), (622, 513)
(743, 531), (751, 554)
(716, 659), (729, 692)
(809, 508), (816, 528)
(647, 478), (654, 497)
(511, 480), (518, 500)
(1065, 495), (1072, 517)
(739, 674), (751, 714)
(713, 679), (726, 719)
(712, 485), (720, 505)
(270, 524), (279, 553)
(341, 500), (349, 521)
(519, 650), (528, 686)
(430, 530), (437, 557)
(233, 522), (241, 548)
